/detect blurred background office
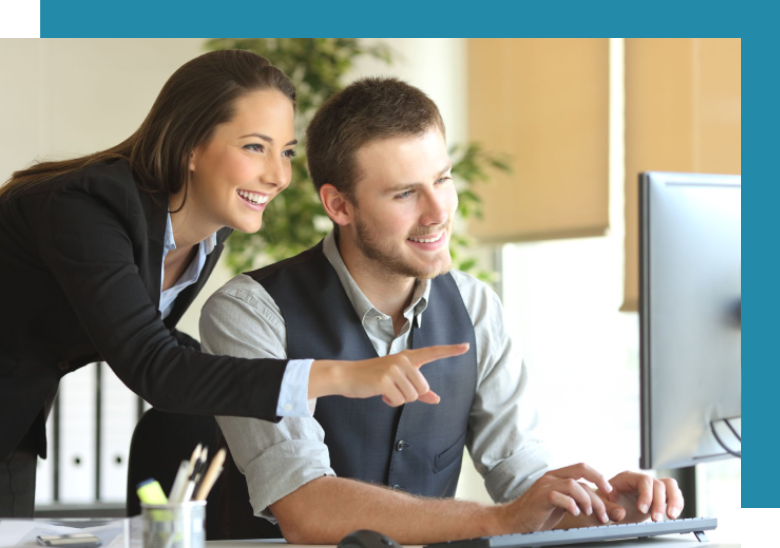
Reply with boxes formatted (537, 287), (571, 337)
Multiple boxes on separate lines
(0, 38), (740, 537)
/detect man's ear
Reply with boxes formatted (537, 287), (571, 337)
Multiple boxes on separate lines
(319, 184), (353, 227)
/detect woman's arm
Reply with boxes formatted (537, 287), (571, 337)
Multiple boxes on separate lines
(37, 177), (288, 421)
(170, 328), (201, 350)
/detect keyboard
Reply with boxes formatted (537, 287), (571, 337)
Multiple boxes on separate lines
(424, 517), (717, 548)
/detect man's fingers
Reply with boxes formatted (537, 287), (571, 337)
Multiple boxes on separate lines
(584, 487), (610, 524)
(633, 474), (654, 515)
(548, 491), (580, 517)
(650, 480), (667, 522)
(603, 498), (627, 522)
(552, 463), (613, 496)
(663, 478), (684, 519)
(552, 479), (598, 519)
(408, 343), (470, 367)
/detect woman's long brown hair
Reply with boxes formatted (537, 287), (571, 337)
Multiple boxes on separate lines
(0, 49), (296, 209)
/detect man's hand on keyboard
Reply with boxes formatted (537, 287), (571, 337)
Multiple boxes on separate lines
(600, 471), (684, 524)
(498, 463), (618, 533)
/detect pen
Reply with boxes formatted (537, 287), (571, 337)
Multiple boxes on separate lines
(180, 447), (208, 503)
(185, 443), (203, 481)
(167, 460), (189, 503)
(195, 448), (226, 501)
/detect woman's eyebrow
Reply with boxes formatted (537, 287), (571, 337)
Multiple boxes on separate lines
(240, 133), (298, 146)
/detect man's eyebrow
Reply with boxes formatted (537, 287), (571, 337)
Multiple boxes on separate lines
(439, 162), (453, 175)
(384, 182), (423, 194)
(383, 163), (454, 194)
(240, 133), (298, 146)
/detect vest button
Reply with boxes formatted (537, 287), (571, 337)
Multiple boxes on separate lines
(396, 440), (406, 451)
(57, 360), (70, 371)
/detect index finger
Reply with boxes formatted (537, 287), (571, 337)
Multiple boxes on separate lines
(553, 463), (613, 495)
(407, 343), (470, 367)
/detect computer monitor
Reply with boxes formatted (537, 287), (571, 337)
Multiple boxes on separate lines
(639, 171), (741, 470)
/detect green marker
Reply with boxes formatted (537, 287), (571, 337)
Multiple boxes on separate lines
(137, 478), (168, 505)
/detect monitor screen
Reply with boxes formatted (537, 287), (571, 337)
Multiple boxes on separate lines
(639, 171), (741, 470)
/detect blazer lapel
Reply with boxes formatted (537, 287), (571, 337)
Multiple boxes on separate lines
(139, 189), (168, 310)
(163, 227), (232, 329)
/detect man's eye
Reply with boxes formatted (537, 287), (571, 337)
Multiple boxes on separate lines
(396, 190), (413, 200)
(436, 176), (452, 184)
(244, 144), (264, 153)
(283, 149), (297, 159)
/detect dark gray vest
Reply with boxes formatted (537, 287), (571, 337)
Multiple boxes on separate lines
(248, 241), (478, 497)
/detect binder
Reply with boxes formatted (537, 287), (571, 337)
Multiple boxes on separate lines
(99, 362), (138, 501)
(57, 363), (97, 503)
(35, 412), (56, 506)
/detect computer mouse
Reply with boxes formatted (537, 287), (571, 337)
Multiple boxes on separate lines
(338, 529), (403, 548)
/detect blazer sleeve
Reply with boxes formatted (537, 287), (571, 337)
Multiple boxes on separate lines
(36, 178), (286, 422)
(171, 328), (201, 350)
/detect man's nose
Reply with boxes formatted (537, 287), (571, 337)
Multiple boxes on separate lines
(421, 191), (450, 226)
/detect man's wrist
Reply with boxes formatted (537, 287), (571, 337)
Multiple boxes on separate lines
(485, 503), (514, 536)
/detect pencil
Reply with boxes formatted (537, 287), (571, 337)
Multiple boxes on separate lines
(194, 448), (226, 501)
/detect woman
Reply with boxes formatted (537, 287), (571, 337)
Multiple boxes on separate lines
(0, 49), (465, 516)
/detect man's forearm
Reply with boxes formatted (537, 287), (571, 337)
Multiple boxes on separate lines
(271, 476), (508, 545)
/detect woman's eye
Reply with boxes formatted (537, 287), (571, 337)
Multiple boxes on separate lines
(283, 149), (297, 159)
(244, 144), (264, 153)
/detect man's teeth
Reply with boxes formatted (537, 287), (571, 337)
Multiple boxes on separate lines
(408, 233), (443, 243)
(238, 190), (269, 205)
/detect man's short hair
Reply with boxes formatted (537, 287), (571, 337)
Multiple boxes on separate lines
(306, 77), (446, 201)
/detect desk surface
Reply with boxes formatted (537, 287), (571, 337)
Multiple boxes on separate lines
(205, 537), (740, 548)
(0, 519), (740, 548)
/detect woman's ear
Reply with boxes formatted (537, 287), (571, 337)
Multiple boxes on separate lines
(319, 184), (352, 227)
(188, 147), (200, 172)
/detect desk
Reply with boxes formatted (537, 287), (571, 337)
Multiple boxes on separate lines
(0, 521), (740, 547)
(205, 538), (740, 548)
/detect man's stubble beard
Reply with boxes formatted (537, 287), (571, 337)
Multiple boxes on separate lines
(354, 211), (452, 281)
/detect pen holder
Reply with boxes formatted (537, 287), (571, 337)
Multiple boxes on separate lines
(141, 500), (206, 548)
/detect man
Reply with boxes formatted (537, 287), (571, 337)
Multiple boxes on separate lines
(200, 77), (683, 544)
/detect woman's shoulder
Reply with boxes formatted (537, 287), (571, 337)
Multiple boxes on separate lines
(19, 159), (160, 237)
(13, 158), (140, 204)
(56, 159), (138, 195)
(45, 159), (156, 216)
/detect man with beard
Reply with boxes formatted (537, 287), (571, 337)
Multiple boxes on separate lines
(199, 77), (683, 544)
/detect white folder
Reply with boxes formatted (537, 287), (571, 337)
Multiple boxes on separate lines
(34, 412), (56, 506)
(99, 362), (138, 502)
(57, 363), (97, 503)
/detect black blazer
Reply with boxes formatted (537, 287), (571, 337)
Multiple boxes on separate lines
(0, 160), (288, 461)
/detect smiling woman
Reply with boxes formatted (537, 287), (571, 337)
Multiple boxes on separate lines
(0, 49), (468, 517)
(172, 89), (297, 246)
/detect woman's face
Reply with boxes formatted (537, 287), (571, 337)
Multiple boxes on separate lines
(187, 89), (296, 235)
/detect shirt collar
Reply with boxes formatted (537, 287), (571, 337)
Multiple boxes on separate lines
(165, 211), (218, 254)
(321, 231), (431, 327)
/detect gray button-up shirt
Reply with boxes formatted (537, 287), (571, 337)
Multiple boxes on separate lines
(200, 232), (551, 522)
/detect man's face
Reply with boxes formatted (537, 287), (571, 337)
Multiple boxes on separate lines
(348, 127), (457, 280)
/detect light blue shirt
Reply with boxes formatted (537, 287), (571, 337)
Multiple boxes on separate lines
(160, 212), (312, 417)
